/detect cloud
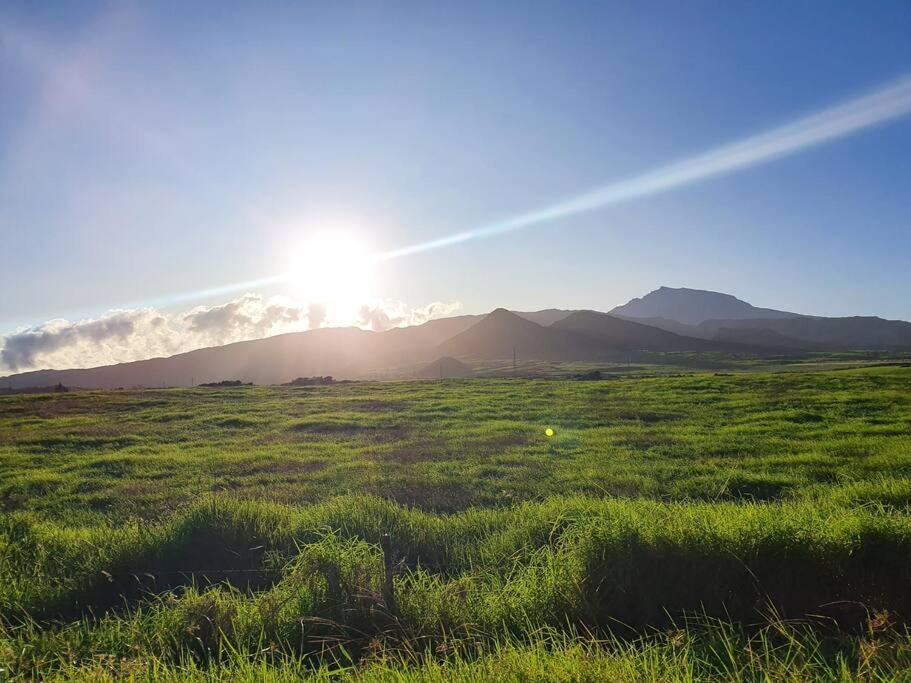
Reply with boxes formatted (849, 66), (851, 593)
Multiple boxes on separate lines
(358, 300), (463, 332)
(0, 295), (308, 372)
(184, 294), (302, 341)
(307, 303), (326, 330)
(359, 305), (393, 332)
(408, 301), (464, 325)
(0, 294), (463, 372)
(0, 310), (144, 370)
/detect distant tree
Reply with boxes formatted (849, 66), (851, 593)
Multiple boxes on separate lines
(283, 376), (337, 386)
(198, 379), (253, 387)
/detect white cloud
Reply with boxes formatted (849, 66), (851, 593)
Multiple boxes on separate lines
(358, 300), (464, 332)
(182, 294), (305, 343)
(0, 294), (462, 372)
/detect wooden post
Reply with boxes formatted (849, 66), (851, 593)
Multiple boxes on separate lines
(326, 564), (341, 604)
(381, 532), (397, 613)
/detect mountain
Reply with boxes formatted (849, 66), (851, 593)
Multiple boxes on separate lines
(611, 286), (800, 325)
(4, 307), (718, 389)
(610, 287), (911, 350)
(436, 308), (746, 360)
(436, 308), (603, 360)
(551, 310), (728, 351)
(5, 290), (911, 390)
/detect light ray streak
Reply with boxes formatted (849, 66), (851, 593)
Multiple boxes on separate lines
(137, 275), (290, 310)
(376, 75), (911, 260)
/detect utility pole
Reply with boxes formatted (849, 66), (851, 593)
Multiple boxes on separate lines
(439, 360), (443, 382)
(191, 376), (194, 387)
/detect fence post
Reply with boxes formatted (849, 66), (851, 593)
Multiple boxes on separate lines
(326, 564), (341, 605)
(381, 532), (397, 614)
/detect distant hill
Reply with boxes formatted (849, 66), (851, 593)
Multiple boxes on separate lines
(416, 356), (473, 378)
(436, 308), (745, 360)
(611, 286), (800, 325)
(374, 314), (483, 357)
(701, 316), (911, 350)
(711, 326), (814, 350)
(551, 310), (729, 351)
(437, 309), (603, 360)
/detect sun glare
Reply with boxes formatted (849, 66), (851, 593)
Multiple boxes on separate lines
(285, 232), (375, 318)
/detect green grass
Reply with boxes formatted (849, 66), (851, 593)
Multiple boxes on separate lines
(2, 365), (911, 519)
(16, 620), (911, 682)
(2, 364), (911, 679)
(4, 495), (911, 679)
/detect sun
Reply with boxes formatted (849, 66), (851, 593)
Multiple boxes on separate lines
(285, 231), (375, 316)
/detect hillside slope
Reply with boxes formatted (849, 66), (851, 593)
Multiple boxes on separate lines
(415, 356), (474, 378)
(702, 316), (911, 350)
(0, 327), (378, 389)
(551, 310), (732, 351)
(436, 308), (605, 360)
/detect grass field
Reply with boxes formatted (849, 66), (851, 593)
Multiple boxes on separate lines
(2, 363), (911, 680)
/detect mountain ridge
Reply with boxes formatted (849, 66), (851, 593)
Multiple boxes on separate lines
(610, 286), (801, 325)
(3, 289), (911, 388)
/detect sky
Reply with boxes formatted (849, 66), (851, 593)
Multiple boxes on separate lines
(1, 1), (910, 372)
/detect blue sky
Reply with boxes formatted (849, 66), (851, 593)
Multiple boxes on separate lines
(1, 1), (911, 368)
